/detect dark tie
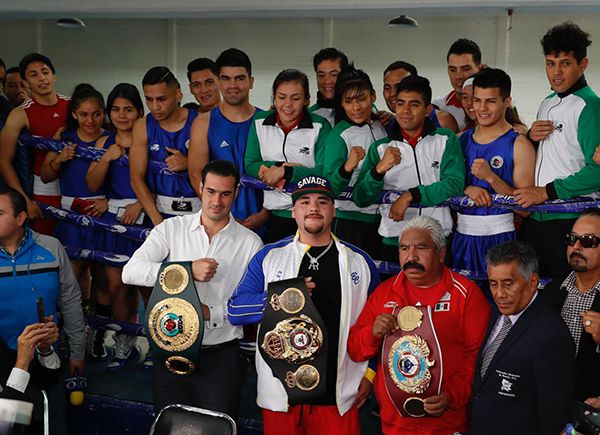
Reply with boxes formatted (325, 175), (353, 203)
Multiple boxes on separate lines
(480, 316), (512, 377)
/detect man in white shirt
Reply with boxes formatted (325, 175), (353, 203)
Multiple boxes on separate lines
(122, 159), (263, 416)
(1, 321), (60, 434)
(433, 38), (482, 131)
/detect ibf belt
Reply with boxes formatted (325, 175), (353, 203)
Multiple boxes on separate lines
(145, 262), (204, 376)
(258, 277), (328, 405)
(382, 306), (442, 418)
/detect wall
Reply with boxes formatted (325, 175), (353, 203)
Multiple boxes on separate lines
(0, 13), (598, 124)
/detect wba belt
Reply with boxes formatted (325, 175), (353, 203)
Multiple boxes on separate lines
(382, 306), (442, 418)
(145, 262), (204, 375)
(258, 277), (328, 405)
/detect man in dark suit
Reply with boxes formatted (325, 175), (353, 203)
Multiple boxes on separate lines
(1, 321), (60, 434)
(542, 208), (600, 410)
(470, 241), (575, 435)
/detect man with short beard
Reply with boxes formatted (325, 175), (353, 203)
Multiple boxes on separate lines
(228, 175), (379, 434)
(542, 207), (600, 409)
(348, 215), (489, 434)
(188, 48), (269, 234)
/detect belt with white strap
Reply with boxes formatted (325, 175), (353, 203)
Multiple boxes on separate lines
(457, 213), (515, 236)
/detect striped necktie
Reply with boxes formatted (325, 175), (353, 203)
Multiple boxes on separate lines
(480, 316), (512, 377)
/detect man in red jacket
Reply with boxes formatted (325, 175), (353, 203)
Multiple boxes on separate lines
(348, 215), (490, 434)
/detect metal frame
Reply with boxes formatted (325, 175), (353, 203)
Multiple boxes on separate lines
(148, 404), (237, 435)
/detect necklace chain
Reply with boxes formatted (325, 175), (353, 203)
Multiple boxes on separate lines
(306, 240), (334, 271)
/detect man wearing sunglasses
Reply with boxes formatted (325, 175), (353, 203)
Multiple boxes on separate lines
(543, 208), (600, 410)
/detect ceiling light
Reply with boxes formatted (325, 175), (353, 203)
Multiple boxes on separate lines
(56, 18), (86, 29)
(388, 15), (418, 28)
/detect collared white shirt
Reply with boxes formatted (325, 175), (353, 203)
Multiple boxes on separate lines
(486, 292), (538, 348)
(5, 352), (60, 393)
(123, 211), (263, 345)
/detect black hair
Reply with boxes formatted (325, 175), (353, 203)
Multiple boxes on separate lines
(215, 48), (252, 76)
(142, 66), (180, 89)
(18, 53), (56, 79)
(447, 38), (482, 64)
(580, 208), (600, 220)
(334, 64), (374, 124)
(313, 48), (349, 72)
(106, 83), (144, 121)
(6, 66), (19, 76)
(0, 186), (27, 217)
(384, 60), (418, 77)
(271, 69), (310, 102)
(0, 58), (5, 70)
(186, 58), (218, 82)
(183, 102), (200, 110)
(395, 75), (432, 106)
(486, 240), (539, 279)
(66, 84), (106, 131)
(473, 68), (511, 100)
(201, 159), (240, 187)
(541, 21), (591, 63)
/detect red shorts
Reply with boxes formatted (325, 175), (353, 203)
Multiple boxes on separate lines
(262, 404), (360, 435)
(32, 194), (60, 236)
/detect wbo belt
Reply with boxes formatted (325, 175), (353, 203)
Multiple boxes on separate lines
(258, 277), (328, 405)
(382, 305), (442, 418)
(145, 262), (204, 376)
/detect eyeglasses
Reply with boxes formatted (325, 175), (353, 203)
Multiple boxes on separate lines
(566, 233), (600, 248)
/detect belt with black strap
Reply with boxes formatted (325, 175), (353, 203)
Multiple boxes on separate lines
(258, 277), (329, 405)
(145, 262), (205, 376)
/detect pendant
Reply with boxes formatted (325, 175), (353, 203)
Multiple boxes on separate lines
(308, 258), (319, 270)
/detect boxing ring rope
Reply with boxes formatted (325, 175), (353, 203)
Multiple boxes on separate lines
(22, 133), (574, 332)
(24, 134), (598, 272)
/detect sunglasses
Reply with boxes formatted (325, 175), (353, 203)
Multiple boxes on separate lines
(566, 233), (600, 249)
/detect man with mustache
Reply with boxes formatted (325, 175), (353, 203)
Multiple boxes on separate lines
(347, 215), (489, 434)
(228, 175), (379, 434)
(542, 208), (600, 410)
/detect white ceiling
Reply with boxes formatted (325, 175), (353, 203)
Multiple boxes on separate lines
(2, 0), (600, 19)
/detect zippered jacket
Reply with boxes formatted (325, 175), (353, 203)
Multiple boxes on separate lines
(353, 120), (465, 245)
(0, 229), (85, 359)
(323, 119), (388, 223)
(245, 109), (331, 217)
(533, 78), (600, 221)
(227, 234), (379, 415)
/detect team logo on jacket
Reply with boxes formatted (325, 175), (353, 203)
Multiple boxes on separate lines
(490, 156), (504, 169)
(554, 123), (563, 132)
(150, 144), (160, 152)
(298, 147), (310, 155)
(431, 160), (440, 169)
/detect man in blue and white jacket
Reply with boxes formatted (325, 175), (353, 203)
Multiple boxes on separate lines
(0, 187), (86, 373)
(228, 175), (379, 434)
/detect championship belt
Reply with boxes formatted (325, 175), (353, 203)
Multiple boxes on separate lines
(145, 262), (204, 376)
(382, 306), (442, 418)
(257, 277), (328, 405)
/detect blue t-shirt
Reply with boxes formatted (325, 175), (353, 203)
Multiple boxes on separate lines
(60, 128), (109, 197)
(207, 107), (263, 221)
(102, 134), (136, 200)
(460, 128), (517, 216)
(146, 109), (198, 198)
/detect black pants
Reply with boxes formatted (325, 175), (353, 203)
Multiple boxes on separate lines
(153, 342), (242, 419)
(332, 217), (382, 261)
(266, 214), (297, 244)
(519, 217), (576, 281)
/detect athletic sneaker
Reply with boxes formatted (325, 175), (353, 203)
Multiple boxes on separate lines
(90, 328), (108, 359)
(107, 334), (138, 373)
